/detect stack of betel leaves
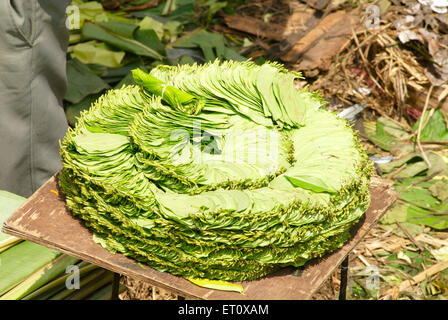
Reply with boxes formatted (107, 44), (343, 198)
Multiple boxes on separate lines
(59, 60), (373, 281)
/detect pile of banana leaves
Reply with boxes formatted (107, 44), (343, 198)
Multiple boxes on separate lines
(59, 60), (373, 281)
(0, 191), (114, 300)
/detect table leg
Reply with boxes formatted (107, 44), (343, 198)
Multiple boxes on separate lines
(338, 256), (349, 300)
(111, 273), (120, 300)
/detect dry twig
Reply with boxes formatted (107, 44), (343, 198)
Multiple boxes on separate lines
(395, 222), (425, 252)
(383, 260), (448, 298)
(415, 85), (434, 168)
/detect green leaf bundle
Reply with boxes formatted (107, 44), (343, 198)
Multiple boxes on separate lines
(59, 60), (373, 281)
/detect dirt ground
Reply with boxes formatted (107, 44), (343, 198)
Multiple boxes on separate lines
(118, 264), (341, 300)
(118, 240), (363, 300)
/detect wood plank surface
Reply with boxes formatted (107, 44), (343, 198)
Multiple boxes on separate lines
(2, 175), (396, 300)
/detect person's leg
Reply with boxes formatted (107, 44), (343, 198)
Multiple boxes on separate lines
(0, 0), (71, 197)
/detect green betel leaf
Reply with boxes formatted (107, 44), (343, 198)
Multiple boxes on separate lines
(363, 117), (412, 152)
(407, 204), (448, 230)
(186, 277), (245, 294)
(172, 29), (245, 62)
(138, 16), (164, 39)
(413, 109), (448, 143)
(398, 184), (448, 230)
(81, 22), (164, 60)
(71, 131), (130, 154)
(65, 59), (110, 104)
(429, 180), (448, 201)
(65, 94), (102, 127)
(133, 29), (166, 56)
(380, 202), (409, 225)
(378, 153), (421, 173)
(70, 41), (126, 68)
(132, 68), (204, 114)
(97, 21), (138, 39)
(67, 1), (108, 31)
(284, 175), (337, 194)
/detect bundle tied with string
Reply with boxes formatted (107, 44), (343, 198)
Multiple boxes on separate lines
(133, 69), (206, 115)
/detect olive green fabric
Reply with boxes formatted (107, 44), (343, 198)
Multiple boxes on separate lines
(0, 0), (71, 197)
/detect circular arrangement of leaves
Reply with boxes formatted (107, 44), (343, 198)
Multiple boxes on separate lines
(59, 60), (372, 281)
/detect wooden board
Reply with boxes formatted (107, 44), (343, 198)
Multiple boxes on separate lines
(2, 175), (396, 300)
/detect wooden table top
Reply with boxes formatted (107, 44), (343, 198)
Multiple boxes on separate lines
(2, 175), (396, 300)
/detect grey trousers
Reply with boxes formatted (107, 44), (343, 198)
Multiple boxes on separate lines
(0, 0), (71, 197)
